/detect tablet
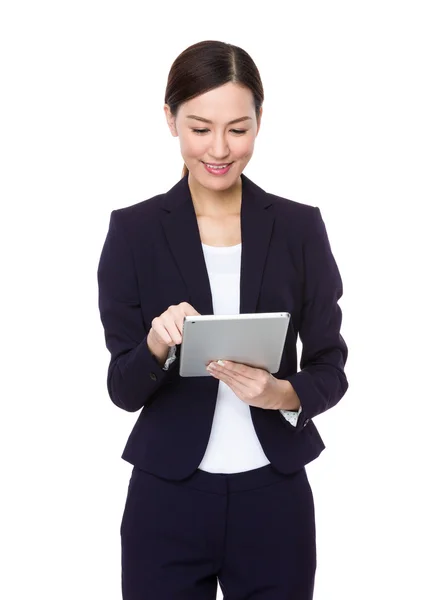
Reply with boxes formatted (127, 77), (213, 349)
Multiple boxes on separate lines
(179, 312), (291, 377)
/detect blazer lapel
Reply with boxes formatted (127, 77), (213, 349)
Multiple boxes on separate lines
(239, 175), (274, 314)
(161, 176), (214, 315)
(161, 173), (274, 316)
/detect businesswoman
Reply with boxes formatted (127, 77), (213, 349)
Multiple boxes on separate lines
(97, 40), (349, 600)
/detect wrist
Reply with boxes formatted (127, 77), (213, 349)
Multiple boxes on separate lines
(147, 330), (170, 366)
(275, 379), (301, 411)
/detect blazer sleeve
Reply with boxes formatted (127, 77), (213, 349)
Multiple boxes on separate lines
(97, 209), (179, 412)
(283, 206), (349, 432)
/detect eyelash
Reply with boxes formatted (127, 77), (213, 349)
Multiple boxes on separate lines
(192, 128), (247, 135)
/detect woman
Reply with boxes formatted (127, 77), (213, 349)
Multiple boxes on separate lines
(97, 40), (349, 600)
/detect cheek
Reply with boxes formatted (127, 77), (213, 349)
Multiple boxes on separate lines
(179, 133), (256, 161)
(233, 135), (256, 159)
(179, 136), (207, 158)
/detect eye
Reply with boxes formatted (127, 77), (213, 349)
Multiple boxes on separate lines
(191, 128), (247, 135)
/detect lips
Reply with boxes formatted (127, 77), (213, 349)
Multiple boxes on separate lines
(202, 162), (234, 175)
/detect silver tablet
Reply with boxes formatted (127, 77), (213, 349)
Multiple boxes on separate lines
(179, 312), (291, 377)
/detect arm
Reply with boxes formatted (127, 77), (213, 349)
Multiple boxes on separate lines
(97, 210), (179, 412)
(279, 206), (349, 431)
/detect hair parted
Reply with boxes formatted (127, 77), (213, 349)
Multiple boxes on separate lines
(164, 40), (264, 179)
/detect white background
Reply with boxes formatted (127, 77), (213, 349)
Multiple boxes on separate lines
(1, 1), (434, 598)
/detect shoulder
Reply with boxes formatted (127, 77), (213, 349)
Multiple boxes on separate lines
(265, 189), (321, 238)
(269, 190), (316, 210)
(245, 174), (320, 228)
(107, 192), (167, 242)
(112, 192), (166, 221)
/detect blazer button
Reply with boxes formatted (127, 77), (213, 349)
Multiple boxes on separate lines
(149, 372), (157, 381)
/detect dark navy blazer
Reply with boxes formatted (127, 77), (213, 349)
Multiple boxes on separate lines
(97, 173), (349, 480)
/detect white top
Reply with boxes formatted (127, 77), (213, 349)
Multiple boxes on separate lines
(196, 242), (301, 473)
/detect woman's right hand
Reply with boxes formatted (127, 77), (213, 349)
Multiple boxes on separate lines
(147, 302), (200, 358)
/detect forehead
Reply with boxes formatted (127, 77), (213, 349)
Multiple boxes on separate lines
(179, 82), (255, 119)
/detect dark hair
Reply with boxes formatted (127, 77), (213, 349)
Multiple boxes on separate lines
(164, 40), (264, 179)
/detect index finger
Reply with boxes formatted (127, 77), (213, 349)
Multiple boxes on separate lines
(181, 302), (201, 316)
(175, 303), (201, 343)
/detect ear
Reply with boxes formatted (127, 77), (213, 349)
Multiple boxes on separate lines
(164, 104), (178, 137)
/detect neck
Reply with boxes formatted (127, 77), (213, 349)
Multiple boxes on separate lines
(188, 173), (242, 217)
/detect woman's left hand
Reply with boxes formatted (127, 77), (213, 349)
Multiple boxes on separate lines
(206, 359), (291, 410)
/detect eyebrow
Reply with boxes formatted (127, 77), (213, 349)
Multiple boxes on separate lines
(186, 115), (253, 125)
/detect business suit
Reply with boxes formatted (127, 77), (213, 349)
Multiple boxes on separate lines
(97, 172), (349, 598)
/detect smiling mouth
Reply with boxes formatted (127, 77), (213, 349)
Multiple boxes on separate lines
(202, 161), (233, 167)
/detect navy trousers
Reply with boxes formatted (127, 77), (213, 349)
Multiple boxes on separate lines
(120, 463), (316, 599)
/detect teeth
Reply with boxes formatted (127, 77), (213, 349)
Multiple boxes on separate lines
(205, 163), (229, 169)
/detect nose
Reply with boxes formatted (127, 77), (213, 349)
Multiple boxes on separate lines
(209, 133), (231, 160)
